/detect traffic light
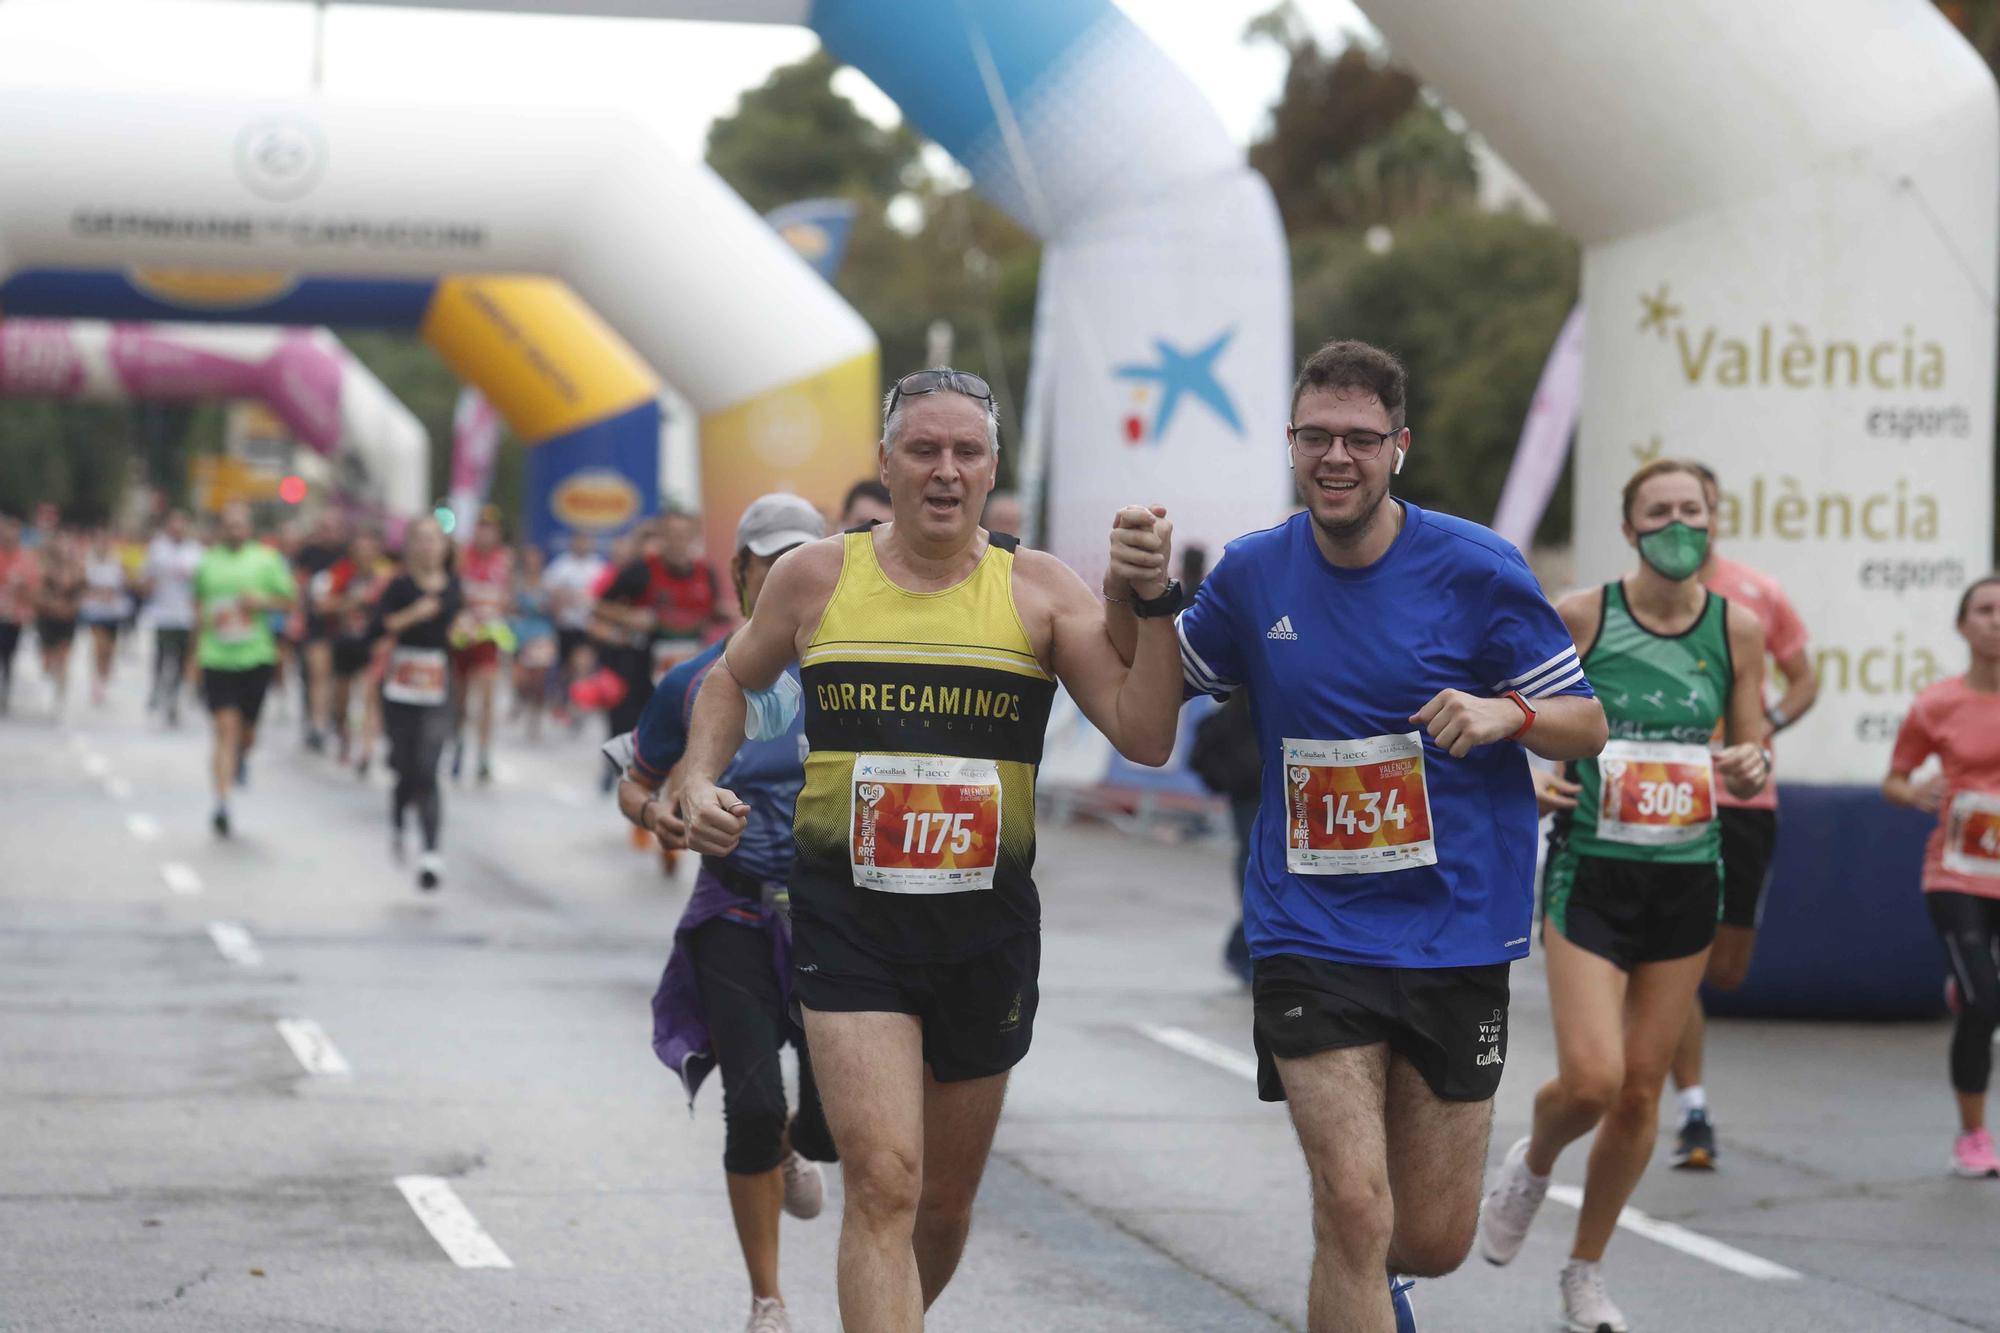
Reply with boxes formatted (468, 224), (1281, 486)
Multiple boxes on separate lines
(278, 475), (307, 505)
(434, 504), (457, 536)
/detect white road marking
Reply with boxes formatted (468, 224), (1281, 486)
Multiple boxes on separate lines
(206, 921), (262, 967)
(394, 1176), (514, 1269)
(160, 862), (203, 896)
(542, 783), (587, 809)
(1544, 1184), (1801, 1280)
(275, 1018), (352, 1076)
(103, 777), (133, 800)
(1133, 1023), (1261, 1082)
(1138, 1023), (1803, 1281)
(125, 813), (160, 841)
(81, 753), (110, 778)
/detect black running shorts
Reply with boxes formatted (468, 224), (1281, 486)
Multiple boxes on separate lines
(1542, 848), (1720, 972)
(1251, 954), (1511, 1104)
(1717, 808), (1778, 929)
(202, 664), (275, 724)
(792, 923), (1038, 1083)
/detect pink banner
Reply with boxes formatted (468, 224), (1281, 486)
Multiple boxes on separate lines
(448, 387), (502, 538)
(0, 319), (347, 456)
(0, 320), (85, 396)
(1492, 304), (1585, 551)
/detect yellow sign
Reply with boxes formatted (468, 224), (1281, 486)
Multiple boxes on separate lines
(129, 268), (300, 310)
(551, 469), (642, 532)
(191, 456), (280, 511)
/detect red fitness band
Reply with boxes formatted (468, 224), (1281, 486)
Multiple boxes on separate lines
(1506, 690), (1536, 740)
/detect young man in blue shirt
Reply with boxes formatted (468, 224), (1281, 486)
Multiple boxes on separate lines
(1107, 339), (1606, 1332)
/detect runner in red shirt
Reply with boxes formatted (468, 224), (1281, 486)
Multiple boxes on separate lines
(1665, 464), (1820, 1170)
(1885, 574), (2000, 1179)
(452, 511), (513, 784)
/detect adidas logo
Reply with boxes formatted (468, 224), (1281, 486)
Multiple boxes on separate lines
(1267, 615), (1299, 641)
(1284, 1005), (1304, 1020)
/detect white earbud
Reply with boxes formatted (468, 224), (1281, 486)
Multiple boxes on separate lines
(1393, 447), (1407, 475)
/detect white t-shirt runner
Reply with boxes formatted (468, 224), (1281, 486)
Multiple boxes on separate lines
(144, 536), (205, 631)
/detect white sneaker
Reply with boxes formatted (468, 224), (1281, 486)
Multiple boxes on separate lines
(1560, 1259), (1629, 1332)
(1477, 1136), (1548, 1266)
(780, 1151), (824, 1219)
(745, 1296), (790, 1333)
(416, 852), (443, 892)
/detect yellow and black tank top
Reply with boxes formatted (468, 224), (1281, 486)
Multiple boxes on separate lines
(794, 529), (1056, 962)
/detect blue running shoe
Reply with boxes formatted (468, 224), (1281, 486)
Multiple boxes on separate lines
(1390, 1275), (1417, 1332)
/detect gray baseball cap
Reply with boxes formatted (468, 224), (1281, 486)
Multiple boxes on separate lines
(736, 492), (827, 557)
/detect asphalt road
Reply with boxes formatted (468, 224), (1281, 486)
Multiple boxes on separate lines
(2, 657), (1995, 1332)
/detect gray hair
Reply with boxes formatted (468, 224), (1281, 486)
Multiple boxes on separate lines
(881, 385), (1001, 456)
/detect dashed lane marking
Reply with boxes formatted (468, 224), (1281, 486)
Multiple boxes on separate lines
(125, 813), (160, 841)
(394, 1176), (514, 1269)
(161, 862), (203, 896)
(275, 1018), (351, 1077)
(206, 921), (262, 966)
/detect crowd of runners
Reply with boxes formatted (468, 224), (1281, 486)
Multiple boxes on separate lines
(4, 341), (1997, 1333)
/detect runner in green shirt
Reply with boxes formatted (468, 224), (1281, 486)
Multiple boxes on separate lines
(1479, 459), (1770, 1333)
(193, 503), (296, 837)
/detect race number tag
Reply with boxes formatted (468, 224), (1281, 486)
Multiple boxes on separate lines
(383, 647), (449, 706)
(651, 636), (701, 684)
(849, 754), (1002, 894)
(1596, 739), (1715, 847)
(1281, 733), (1437, 875)
(211, 597), (254, 644)
(1943, 791), (2000, 878)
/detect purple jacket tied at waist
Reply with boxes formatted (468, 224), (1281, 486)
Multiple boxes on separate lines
(650, 864), (794, 1106)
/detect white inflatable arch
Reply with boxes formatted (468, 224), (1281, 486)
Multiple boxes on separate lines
(0, 0), (1294, 578)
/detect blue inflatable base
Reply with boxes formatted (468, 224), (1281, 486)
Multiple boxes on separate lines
(1703, 783), (1947, 1020)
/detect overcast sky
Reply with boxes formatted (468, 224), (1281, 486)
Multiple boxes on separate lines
(0, 0), (1378, 159)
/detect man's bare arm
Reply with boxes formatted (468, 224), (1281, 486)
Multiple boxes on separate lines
(679, 540), (838, 853)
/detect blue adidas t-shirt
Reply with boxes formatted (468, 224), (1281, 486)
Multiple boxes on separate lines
(1177, 503), (1592, 969)
(632, 639), (806, 887)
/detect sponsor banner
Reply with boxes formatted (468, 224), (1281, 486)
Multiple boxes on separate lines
(447, 387), (503, 543)
(523, 400), (660, 549)
(697, 350), (879, 573)
(1577, 162), (1994, 784)
(1031, 169), (1291, 586)
(1493, 304), (1585, 550)
(765, 199), (859, 284)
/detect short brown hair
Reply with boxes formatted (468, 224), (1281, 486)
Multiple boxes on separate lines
(1621, 458), (1708, 525)
(1956, 574), (2000, 625)
(1291, 339), (1407, 429)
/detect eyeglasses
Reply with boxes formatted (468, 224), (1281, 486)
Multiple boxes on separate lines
(1287, 425), (1400, 459)
(886, 368), (994, 422)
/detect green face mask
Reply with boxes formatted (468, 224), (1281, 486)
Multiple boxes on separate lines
(1636, 521), (1710, 581)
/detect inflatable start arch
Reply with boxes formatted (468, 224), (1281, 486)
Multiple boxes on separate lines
(0, 0), (1294, 580)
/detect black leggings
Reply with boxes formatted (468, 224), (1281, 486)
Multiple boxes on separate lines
(1928, 891), (2000, 1095)
(384, 699), (451, 852)
(689, 915), (837, 1175)
(151, 627), (190, 711)
(0, 622), (19, 698)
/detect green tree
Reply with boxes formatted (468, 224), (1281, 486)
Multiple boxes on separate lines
(706, 49), (1040, 486)
(1245, 12), (1475, 232)
(706, 51), (923, 214)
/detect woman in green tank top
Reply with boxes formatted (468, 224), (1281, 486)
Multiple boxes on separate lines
(1475, 460), (1771, 1332)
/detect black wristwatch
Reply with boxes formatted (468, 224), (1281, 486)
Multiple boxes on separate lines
(1131, 579), (1187, 619)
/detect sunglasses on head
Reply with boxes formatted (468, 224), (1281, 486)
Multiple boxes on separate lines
(885, 368), (994, 423)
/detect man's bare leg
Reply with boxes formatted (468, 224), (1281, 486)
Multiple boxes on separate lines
(1383, 1054), (1492, 1278)
(1278, 1042), (1395, 1333)
(915, 1066), (1008, 1308)
(803, 1006), (926, 1333)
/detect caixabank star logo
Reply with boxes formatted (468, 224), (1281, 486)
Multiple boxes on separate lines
(1113, 329), (1243, 447)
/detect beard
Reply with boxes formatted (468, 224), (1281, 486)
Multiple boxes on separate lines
(1305, 471), (1392, 547)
